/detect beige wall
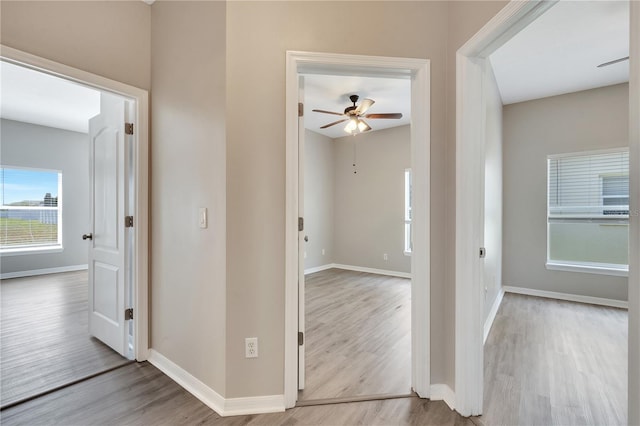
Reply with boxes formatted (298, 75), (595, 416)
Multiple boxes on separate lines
(503, 83), (629, 301)
(333, 125), (411, 273)
(304, 130), (335, 270)
(226, 1), (451, 396)
(150, 2), (227, 395)
(483, 64), (503, 321)
(0, 1), (151, 91)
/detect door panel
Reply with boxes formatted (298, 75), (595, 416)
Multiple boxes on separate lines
(88, 92), (129, 358)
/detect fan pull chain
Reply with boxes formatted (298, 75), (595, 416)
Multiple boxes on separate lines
(352, 138), (357, 174)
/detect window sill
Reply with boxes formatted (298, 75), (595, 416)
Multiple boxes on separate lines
(546, 261), (628, 277)
(0, 245), (63, 257)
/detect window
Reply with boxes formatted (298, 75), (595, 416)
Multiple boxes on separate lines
(1, 167), (62, 253)
(547, 149), (629, 275)
(404, 168), (412, 255)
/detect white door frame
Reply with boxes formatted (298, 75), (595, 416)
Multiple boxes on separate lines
(454, 1), (640, 421)
(285, 51), (430, 408)
(0, 45), (150, 362)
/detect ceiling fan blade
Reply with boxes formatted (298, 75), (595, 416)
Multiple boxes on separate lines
(364, 113), (403, 119)
(312, 109), (344, 116)
(355, 98), (375, 115)
(320, 118), (348, 129)
(358, 119), (372, 132)
(597, 56), (629, 68)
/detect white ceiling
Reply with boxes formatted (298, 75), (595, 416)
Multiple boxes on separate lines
(1, 61), (100, 133)
(490, 0), (629, 105)
(304, 74), (411, 139)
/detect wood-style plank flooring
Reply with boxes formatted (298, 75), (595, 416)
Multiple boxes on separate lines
(0, 271), (130, 408)
(0, 362), (471, 426)
(480, 293), (628, 426)
(298, 269), (412, 401)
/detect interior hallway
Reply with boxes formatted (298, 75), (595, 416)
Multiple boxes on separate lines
(0, 271), (130, 408)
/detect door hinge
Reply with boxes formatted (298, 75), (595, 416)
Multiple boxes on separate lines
(298, 217), (304, 232)
(125, 308), (134, 320)
(298, 102), (304, 117)
(125, 216), (134, 228)
(298, 331), (304, 346)
(479, 247), (486, 258)
(125, 122), (134, 135)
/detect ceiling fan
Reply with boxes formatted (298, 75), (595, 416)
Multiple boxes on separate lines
(597, 56), (629, 68)
(312, 95), (403, 134)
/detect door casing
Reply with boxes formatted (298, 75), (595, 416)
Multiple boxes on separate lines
(284, 51), (431, 408)
(0, 45), (150, 362)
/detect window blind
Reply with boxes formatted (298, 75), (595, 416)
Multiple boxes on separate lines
(548, 149), (629, 222)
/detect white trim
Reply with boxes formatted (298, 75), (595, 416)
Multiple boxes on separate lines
(503, 286), (628, 310)
(0, 264), (88, 280)
(0, 246), (63, 257)
(430, 384), (456, 411)
(454, 0), (558, 417)
(305, 263), (411, 278)
(629, 3), (640, 424)
(332, 263), (411, 279)
(303, 264), (334, 275)
(148, 350), (285, 417)
(285, 51), (431, 408)
(546, 261), (628, 277)
(224, 395), (285, 417)
(148, 350), (225, 416)
(483, 288), (504, 345)
(0, 45), (150, 362)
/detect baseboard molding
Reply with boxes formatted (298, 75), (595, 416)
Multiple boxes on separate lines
(430, 384), (456, 411)
(503, 286), (628, 309)
(304, 263), (334, 275)
(332, 263), (411, 279)
(0, 264), (88, 280)
(148, 350), (284, 417)
(484, 288), (504, 345)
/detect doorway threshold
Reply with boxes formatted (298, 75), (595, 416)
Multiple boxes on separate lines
(296, 392), (417, 407)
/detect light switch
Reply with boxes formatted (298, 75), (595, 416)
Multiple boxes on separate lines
(199, 207), (208, 229)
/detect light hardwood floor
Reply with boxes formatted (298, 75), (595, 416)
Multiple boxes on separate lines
(298, 268), (412, 401)
(0, 271), (130, 408)
(0, 362), (471, 426)
(481, 293), (628, 426)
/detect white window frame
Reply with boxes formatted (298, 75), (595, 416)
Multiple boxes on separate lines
(546, 148), (629, 276)
(404, 168), (412, 255)
(0, 166), (63, 255)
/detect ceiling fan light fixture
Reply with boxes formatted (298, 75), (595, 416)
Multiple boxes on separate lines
(344, 118), (358, 133)
(357, 120), (369, 132)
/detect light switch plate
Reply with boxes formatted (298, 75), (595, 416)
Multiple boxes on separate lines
(199, 207), (208, 229)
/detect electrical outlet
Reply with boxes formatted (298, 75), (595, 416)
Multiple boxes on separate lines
(245, 337), (258, 358)
(383, 253), (388, 261)
(322, 248), (325, 256)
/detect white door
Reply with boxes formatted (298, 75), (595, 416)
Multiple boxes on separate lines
(298, 76), (306, 390)
(87, 92), (131, 358)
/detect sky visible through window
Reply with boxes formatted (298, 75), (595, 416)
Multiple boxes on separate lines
(1, 168), (59, 206)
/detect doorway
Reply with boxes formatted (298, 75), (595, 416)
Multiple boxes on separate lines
(454, 0), (640, 422)
(284, 51), (431, 408)
(298, 73), (413, 400)
(0, 45), (149, 408)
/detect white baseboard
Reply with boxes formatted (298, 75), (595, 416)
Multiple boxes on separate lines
(304, 263), (335, 275)
(332, 263), (411, 279)
(503, 286), (628, 309)
(484, 288), (504, 345)
(148, 349), (284, 417)
(0, 264), (88, 280)
(430, 384), (456, 411)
